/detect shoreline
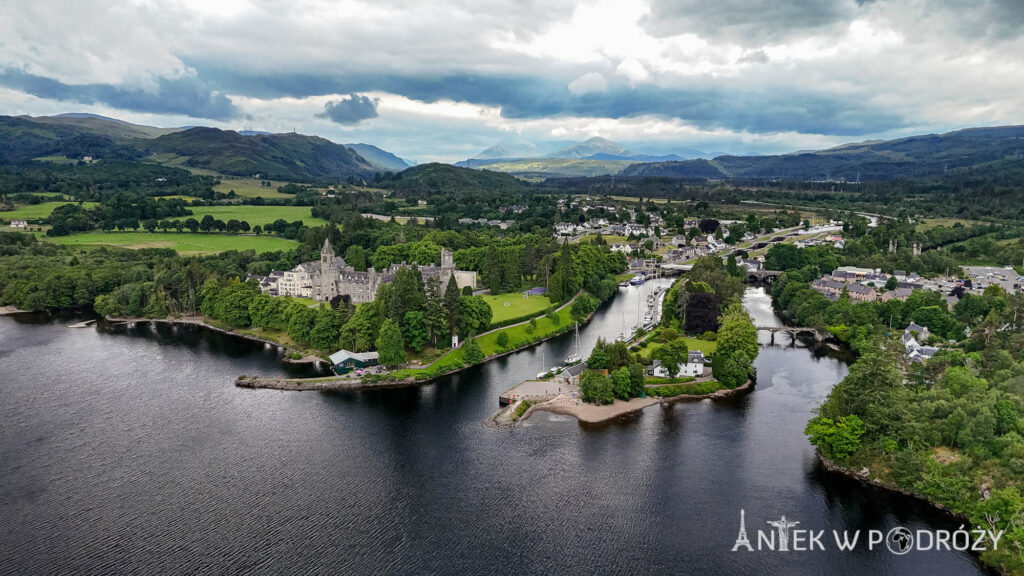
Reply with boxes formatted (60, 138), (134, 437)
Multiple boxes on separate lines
(0, 305), (28, 315)
(816, 452), (972, 523)
(105, 315), (329, 367)
(526, 378), (755, 424)
(238, 289), (609, 392)
(814, 452), (1009, 575)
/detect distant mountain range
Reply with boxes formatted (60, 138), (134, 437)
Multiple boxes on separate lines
(4, 112), (1024, 185)
(456, 126), (1024, 182)
(625, 125), (1024, 181)
(0, 114), (412, 180)
(456, 136), (711, 178)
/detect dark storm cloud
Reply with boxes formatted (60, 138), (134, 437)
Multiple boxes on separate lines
(0, 68), (239, 120)
(640, 0), (857, 45)
(316, 93), (379, 124)
(935, 0), (1024, 41)
(187, 62), (907, 137)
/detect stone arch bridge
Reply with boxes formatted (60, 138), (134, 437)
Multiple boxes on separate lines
(755, 325), (825, 345)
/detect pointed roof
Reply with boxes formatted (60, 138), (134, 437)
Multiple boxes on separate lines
(321, 238), (334, 256)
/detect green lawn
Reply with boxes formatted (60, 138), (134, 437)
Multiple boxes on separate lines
(482, 293), (552, 323)
(170, 206), (326, 227)
(639, 337), (718, 359)
(0, 202), (98, 221)
(390, 311), (576, 380)
(47, 231), (299, 255)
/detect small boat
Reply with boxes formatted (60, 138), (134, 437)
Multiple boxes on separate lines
(564, 322), (583, 364)
(629, 274), (646, 285)
(618, 280), (630, 287)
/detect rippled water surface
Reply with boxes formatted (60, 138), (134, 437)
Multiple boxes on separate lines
(0, 286), (986, 574)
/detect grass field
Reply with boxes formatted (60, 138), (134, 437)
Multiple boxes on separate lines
(482, 293), (552, 323)
(171, 206), (327, 227)
(0, 202), (98, 221)
(639, 337), (718, 359)
(47, 231), (299, 255)
(214, 178), (295, 199)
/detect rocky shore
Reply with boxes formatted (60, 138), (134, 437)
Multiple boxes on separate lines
(816, 452), (972, 523)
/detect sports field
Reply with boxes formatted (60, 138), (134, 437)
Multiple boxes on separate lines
(481, 293), (553, 323)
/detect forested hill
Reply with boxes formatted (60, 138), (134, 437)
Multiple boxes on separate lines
(0, 116), (147, 162)
(143, 128), (376, 181)
(383, 163), (533, 197)
(619, 158), (725, 179)
(0, 115), (386, 182)
(620, 125), (1024, 182)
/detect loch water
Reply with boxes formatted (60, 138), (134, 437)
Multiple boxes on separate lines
(0, 285), (986, 574)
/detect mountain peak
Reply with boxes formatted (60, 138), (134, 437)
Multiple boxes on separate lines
(548, 137), (631, 159)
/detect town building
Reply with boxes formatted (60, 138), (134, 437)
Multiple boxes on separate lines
(648, 351), (708, 378)
(902, 323), (937, 362)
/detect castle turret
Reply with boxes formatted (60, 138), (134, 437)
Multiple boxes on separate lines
(321, 238), (335, 268)
(441, 248), (454, 269)
(319, 239), (335, 301)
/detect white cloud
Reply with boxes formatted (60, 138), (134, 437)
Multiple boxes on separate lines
(568, 72), (608, 95)
(616, 58), (650, 84)
(2, 0), (1023, 160)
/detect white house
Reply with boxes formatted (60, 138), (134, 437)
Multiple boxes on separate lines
(902, 322), (936, 362)
(8, 220), (28, 228)
(624, 224), (654, 237)
(610, 243), (634, 254)
(648, 351), (708, 377)
(679, 351), (708, 376)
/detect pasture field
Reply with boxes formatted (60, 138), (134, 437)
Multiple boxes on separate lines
(481, 293), (553, 324)
(214, 178), (295, 199)
(46, 231), (298, 255)
(0, 202), (98, 221)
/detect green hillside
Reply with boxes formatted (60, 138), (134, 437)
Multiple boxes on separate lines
(712, 125), (1024, 181)
(619, 159), (726, 179)
(142, 128), (376, 181)
(385, 163), (533, 196)
(0, 116), (144, 163)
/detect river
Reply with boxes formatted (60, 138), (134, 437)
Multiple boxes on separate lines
(0, 285), (986, 574)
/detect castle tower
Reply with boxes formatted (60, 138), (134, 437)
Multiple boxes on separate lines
(320, 238), (335, 301)
(321, 238), (335, 267)
(441, 248), (454, 270)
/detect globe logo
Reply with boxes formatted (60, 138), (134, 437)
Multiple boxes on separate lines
(886, 527), (914, 555)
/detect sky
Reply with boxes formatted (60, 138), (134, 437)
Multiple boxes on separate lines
(2, 0), (1022, 163)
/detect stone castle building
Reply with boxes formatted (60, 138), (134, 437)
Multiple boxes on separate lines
(255, 239), (476, 304)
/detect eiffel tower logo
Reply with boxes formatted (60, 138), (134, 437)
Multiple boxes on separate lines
(732, 509), (753, 551)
